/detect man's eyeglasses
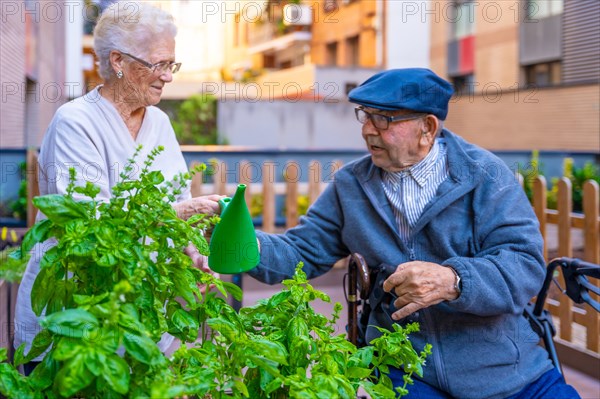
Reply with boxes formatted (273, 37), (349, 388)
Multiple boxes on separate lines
(120, 51), (182, 75)
(354, 107), (426, 130)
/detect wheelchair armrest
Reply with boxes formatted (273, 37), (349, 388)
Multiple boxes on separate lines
(524, 302), (556, 339)
(561, 258), (600, 312)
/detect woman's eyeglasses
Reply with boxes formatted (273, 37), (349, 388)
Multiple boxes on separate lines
(119, 51), (181, 75)
(355, 107), (426, 130)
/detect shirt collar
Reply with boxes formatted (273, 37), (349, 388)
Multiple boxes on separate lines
(384, 139), (441, 188)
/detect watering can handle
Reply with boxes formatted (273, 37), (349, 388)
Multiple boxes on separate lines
(218, 197), (231, 212)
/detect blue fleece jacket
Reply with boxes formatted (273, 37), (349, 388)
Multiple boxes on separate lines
(250, 130), (553, 398)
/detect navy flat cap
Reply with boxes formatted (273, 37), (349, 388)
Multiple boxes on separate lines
(348, 68), (454, 120)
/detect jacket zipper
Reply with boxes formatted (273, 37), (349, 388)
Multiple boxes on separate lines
(422, 308), (450, 392)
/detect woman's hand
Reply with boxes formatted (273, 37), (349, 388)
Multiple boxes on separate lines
(173, 195), (225, 220)
(184, 243), (219, 294)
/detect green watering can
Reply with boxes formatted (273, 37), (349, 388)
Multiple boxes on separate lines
(208, 184), (259, 274)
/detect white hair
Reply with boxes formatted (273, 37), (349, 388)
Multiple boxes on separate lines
(93, 2), (177, 80)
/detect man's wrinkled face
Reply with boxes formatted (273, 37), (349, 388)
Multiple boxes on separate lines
(360, 108), (430, 172)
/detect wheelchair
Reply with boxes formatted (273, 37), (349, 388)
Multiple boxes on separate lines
(345, 254), (600, 375)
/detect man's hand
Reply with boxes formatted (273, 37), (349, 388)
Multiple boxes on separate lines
(382, 261), (459, 320)
(173, 195), (225, 220)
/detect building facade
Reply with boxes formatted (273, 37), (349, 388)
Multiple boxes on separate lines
(0, 1), (79, 149)
(431, 0), (600, 152)
(218, 0), (433, 148)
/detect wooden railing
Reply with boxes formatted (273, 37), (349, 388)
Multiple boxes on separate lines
(530, 176), (600, 353)
(189, 159), (342, 232)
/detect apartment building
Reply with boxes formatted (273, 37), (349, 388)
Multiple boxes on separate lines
(219, 0), (432, 148)
(431, 0), (599, 152)
(0, 1), (81, 149)
(221, 0), (402, 99)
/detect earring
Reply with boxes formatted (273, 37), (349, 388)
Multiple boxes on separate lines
(116, 70), (123, 79)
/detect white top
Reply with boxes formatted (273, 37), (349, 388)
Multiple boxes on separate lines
(15, 86), (190, 359)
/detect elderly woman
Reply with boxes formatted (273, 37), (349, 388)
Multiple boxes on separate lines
(14, 2), (219, 374)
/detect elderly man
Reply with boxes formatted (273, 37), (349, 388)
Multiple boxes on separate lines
(248, 69), (579, 398)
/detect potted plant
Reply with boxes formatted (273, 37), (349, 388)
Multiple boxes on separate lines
(0, 146), (429, 398)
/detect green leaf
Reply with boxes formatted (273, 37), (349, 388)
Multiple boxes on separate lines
(102, 354), (130, 394)
(41, 309), (99, 338)
(206, 318), (239, 342)
(248, 355), (282, 379)
(52, 337), (82, 361)
(94, 225), (116, 247)
(30, 266), (55, 316)
(33, 195), (89, 225)
(15, 329), (53, 366)
(0, 363), (36, 399)
(39, 246), (59, 269)
(350, 346), (374, 369)
(70, 236), (96, 257)
(186, 214), (205, 225)
(55, 353), (95, 398)
(97, 250), (117, 267)
(248, 338), (288, 366)
(189, 233), (209, 256)
(333, 375), (357, 399)
(172, 309), (199, 333)
(145, 170), (165, 185)
(74, 181), (101, 199)
(95, 328), (120, 353)
(21, 218), (52, 254)
(134, 281), (154, 309)
(362, 377), (397, 399)
(346, 366), (373, 379)
(231, 379), (249, 397)
(28, 354), (58, 391)
(123, 333), (163, 366)
(222, 281), (243, 302)
(118, 310), (146, 335)
(12, 345), (26, 368)
(73, 293), (109, 306)
(172, 268), (197, 306)
(85, 351), (102, 377)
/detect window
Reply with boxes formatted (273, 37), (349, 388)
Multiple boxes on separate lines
(452, 74), (475, 96)
(527, 0), (564, 20)
(263, 54), (275, 69)
(326, 42), (338, 66)
(451, 1), (476, 40)
(345, 83), (358, 95)
(524, 61), (561, 86)
(323, 0), (337, 13)
(346, 35), (359, 66)
(233, 15), (240, 47)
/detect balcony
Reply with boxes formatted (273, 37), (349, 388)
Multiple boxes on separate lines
(248, 23), (311, 55)
(247, 3), (312, 55)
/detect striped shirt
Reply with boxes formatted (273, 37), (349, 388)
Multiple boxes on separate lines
(381, 139), (449, 240)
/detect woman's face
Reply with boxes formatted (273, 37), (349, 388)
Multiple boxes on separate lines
(121, 37), (176, 108)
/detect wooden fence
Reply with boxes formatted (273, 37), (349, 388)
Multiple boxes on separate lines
(188, 159), (343, 232)
(530, 176), (600, 355)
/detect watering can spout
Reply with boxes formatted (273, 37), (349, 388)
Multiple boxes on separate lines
(208, 184), (259, 274)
